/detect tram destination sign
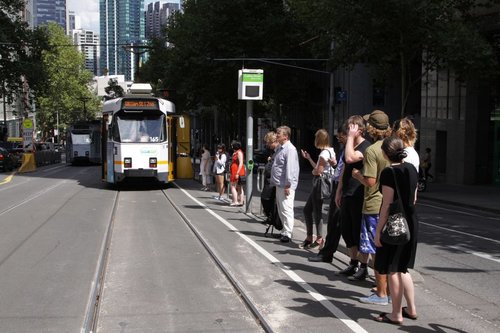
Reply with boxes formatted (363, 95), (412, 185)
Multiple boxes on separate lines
(122, 99), (158, 110)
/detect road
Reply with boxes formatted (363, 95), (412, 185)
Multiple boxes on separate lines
(0, 164), (498, 332)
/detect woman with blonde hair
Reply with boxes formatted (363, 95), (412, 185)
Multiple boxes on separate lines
(392, 117), (419, 171)
(300, 129), (336, 249)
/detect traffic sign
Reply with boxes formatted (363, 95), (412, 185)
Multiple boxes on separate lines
(23, 119), (33, 129)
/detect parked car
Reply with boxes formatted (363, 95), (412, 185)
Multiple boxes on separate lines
(0, 147), (16, 172)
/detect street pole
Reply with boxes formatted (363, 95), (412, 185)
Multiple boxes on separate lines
(2, 81), (6, 140)
(56, 109), (59, 144)
(245, 100), (253, 213)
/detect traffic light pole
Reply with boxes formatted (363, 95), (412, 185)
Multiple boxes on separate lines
(245, 100), (253, 213)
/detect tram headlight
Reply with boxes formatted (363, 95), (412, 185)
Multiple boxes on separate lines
(124, 157), (132, 168)
(149, 157), (157, 168)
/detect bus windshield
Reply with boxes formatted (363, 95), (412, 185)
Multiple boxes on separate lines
(71, 133), (91, 145)
(112, 111), (165, 143)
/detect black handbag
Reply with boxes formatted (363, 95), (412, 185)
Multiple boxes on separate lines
(381, 168), (411, 245)
(314, 149), (335, 199)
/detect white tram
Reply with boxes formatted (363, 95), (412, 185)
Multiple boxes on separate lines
(101, 84), (176, 184)
(66, 121), (101, 164)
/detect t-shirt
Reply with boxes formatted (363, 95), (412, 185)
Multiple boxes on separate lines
(342, 140), (371, 198)
(404, 147), (419, 172)
(362, 140), (390, 214)
(318, 147), (336, 175)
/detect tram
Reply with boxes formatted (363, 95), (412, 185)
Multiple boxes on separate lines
(66, 121), (101, 164)
(101, 83), (182, 184)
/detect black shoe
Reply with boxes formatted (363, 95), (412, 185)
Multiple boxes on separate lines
(308, 254), (333, 263)
(299, 239), (312, 249)
(348, 266), (368, 281)
(337, 264), (358, 276)
(280, 235), (291, 243)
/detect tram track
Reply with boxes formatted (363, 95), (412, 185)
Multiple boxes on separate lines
(161, 188), (274, 333)
(81, 190), (120, 333)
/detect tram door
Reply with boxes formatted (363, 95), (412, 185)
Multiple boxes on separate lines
(167, 115), (192, 180)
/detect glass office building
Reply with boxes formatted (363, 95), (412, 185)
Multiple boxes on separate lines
(32, 0), (67, 32)
(100, 0), (145, 81)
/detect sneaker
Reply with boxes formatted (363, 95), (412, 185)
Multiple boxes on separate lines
(280, 235), (291, 243)
(337, 264), (358, 276)
(348, 266), (368, 281)
(359, 293), (389, 305)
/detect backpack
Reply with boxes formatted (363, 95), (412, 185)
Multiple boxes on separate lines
(264, 187), (283, 237)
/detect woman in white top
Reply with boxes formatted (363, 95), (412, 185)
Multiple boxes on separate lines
(392, 118), (419, 172)
(199, 144), (211, 191)
(300, 129), (337, 249)
(212, 144), (227, 199)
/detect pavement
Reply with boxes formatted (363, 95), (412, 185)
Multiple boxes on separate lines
(192, 167), (500, 285)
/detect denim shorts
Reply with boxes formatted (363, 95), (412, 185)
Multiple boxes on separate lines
(359, 214), (379, 254)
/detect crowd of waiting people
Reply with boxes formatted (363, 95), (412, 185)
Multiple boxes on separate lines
(198, 110), (424, 325)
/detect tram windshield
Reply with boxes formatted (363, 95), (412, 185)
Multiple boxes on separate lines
(71, 133), (91, 145)
(112, 111), (166, 143)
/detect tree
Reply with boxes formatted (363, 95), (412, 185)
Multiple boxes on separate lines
(35, 23), (100, 138)
(104, 78), (125, 100)
(0, 0), (49, 112)
(289, 0), (499, 115)
(137, 0), (315, 137)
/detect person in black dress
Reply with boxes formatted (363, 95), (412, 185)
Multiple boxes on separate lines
(374, 136), (419, 325)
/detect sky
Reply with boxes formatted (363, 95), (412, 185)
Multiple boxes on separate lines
(66, 0), (181, 33)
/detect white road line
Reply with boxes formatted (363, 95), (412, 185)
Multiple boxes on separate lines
(419, 202), (500, 220)
(0, 180), (67, 216)
(420, 221), (500, 245)
(177, 185), (369, 333)
(449, 245), (500, 264)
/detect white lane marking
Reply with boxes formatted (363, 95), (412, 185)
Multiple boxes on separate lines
(176, 185), (369, 333)
(419, 202), (500, 221)
(449, 245), (500, 264)
(0, 181), (67, 217)
(420, 221), (500, 245)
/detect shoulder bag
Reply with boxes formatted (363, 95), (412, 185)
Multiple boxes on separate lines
(314, 149), (335, 200)
(381, 167), (411, 245)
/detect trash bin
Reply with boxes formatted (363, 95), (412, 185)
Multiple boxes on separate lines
(176, 154), (193, 179)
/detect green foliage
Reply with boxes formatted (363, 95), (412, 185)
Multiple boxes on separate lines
(35, 23), (100, 138)
(0, 0), (48, 108)
(137, 0), (315, 134)
(290, 0), (499, 115)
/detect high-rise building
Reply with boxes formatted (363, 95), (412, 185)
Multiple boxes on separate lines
(100, 0), (146, 81)
(72, 30), (100, 76)
(32, 0), (67, 33)
(68, 11), (81, 32)
(145, 1), (180, 40)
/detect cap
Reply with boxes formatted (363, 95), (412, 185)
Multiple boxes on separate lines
(363, 110), (389, 130)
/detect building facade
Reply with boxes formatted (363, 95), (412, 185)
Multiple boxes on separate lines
(72, 30), (100, 76)
(145, 1), (180, 40)
(32, 0), (67, 33)
(99, 0), (146, 81)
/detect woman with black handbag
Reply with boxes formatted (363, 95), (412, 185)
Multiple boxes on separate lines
(300, 129), (336, 249)
(373, 136), (419, 325)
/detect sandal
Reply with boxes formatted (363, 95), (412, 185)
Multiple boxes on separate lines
(309, 237), (324, 249)
(402, 307), (418, 320)
(374, 313), (402, 325)
(299, 239), (313, 249)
